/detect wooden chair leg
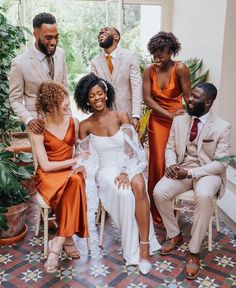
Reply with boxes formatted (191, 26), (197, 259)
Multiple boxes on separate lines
(95, 200), (102, 225)
(86, 237), (91, 254)
(99, 206), (106, 248)
(44, 208), (49, 258)
(215, 205), (220, 232)
(208, 216), (213, 252)
(35, 204), (41, 236)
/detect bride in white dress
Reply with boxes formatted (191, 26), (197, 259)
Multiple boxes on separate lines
(74, 73), (160, 274)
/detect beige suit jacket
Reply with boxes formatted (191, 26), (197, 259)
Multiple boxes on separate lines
(165, 111), (231, 198)
(9, 46), (67, 124)
(91, 47), (142, 117)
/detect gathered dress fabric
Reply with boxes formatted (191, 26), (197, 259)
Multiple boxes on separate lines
(76, 124), (160, 265)
(148, 63), (183, 223)
(35, 118), (89, 238)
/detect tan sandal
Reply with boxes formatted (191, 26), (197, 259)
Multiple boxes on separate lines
(45, 240), (61, 273)
(63, 243), (80, 259)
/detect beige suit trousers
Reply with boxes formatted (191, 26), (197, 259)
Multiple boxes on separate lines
(153, 175), (221, 253)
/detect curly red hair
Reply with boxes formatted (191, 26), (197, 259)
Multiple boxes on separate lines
(36, 81), (68, 115)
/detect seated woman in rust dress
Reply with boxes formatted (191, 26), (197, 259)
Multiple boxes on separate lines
(31, 82), (89, 273)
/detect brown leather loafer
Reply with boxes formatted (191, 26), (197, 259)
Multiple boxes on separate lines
(185, 253), (200, 280)
(159, 234), (183, 255)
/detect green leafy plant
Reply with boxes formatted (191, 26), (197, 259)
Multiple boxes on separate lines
(0, 7), (29, 144)
(0, 143), (33, 231)
(184, 58), (209, 88)
(138, 58), (209, 144)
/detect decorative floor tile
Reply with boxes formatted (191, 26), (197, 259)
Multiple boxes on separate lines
(214, 255), (236, 268)
(0, 253), (14, 265)
(90, 264), (111, 277)
(0, 197), (235, 288)
(154, 259), (175, 273)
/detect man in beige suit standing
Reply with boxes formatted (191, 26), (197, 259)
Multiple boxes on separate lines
(153, 83), (231, 280)
(91, 27), (142, 131)
(9, 12), (67, 134)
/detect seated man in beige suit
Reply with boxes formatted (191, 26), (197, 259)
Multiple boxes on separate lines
(9, 12), (67, 134)
(91, 27), (142, 131)
(153, 83), (231, 280)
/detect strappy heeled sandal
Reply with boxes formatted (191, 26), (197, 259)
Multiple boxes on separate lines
(139, 241), (152, 275)
(63, 243), (80, 259)
(45, 240), (61, 273)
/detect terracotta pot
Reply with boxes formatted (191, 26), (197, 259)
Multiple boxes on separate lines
(11, 132), (29, 138)
(0, 224), (28, 246)
(0, 202), (28, 239)
(20, 178), (37, 196)
(9, 145), (32, 154)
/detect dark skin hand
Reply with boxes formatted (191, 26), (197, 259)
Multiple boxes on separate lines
(165, 164), (188, 179)
(28, 118), (45, 135)
(131, 117), (140, 131)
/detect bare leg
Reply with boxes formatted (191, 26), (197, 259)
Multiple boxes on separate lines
(45, 236), (65, 273)
(131, 174), (150, 260)
(64, 236), (80, 258)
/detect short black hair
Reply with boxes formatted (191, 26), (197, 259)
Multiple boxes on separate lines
(147, 31), (181, 56)
(112, 27), (120, 40)
(33, 12), (56, 29)
(74, 73), (116, 114)
(196, 82), (217, 101)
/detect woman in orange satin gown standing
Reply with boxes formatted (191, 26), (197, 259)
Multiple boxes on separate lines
(143, 31), (191, 224)
(31, 82), (89, 273)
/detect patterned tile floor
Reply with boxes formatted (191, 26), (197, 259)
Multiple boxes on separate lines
(0, 195), (236, 288)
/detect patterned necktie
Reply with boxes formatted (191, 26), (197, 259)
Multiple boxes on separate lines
(189, 118), (200, 142)
(46, 56), (54, 80)
(106, 55), (113, 74)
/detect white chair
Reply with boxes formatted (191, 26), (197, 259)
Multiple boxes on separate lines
(95, 199), (106, 248)
(172, 189), (220, 252)
(35, 192), (91, 257)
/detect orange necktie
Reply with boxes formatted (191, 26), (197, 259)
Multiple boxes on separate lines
(106, 55), (113, 74)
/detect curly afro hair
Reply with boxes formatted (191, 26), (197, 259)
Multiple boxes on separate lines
(147, 31), (181, 56)
(36, 81), (68, 116)
(74, 73), (116, 114)
(33, 12), (56, 29)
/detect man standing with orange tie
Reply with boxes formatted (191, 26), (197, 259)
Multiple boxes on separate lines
(153, 83), (231, 280)
(91, 27), (142, 131)
(9, 12), (68, 135)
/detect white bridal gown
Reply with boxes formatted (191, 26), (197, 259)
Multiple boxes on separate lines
(76, 124), (160, 265)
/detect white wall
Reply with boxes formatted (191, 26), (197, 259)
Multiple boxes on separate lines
(171, 0), (236, 154)
(218, 0), (236, 155)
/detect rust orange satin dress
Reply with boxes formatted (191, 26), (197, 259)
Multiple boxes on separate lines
(35, 118), (89, 238)
(148, 63), (183, 224)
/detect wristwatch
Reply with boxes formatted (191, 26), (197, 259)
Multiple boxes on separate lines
(186, 170), (193, 179)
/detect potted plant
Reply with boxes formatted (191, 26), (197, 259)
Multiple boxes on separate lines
(0, 7), (29, 145)
(0, 143), (33, 245)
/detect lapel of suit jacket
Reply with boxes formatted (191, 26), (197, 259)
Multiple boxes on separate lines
(179, 114), (192, 159)
(29, 46), (51, 82)
(111, 47), (122, 83)
(197, 110), (215, 153)
(53, 49), (59, 81)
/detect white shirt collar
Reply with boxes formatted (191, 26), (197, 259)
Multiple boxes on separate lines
(104, 46), (119, 59)
(33, 44), (47, 61)
(193, 111), (210, 125)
